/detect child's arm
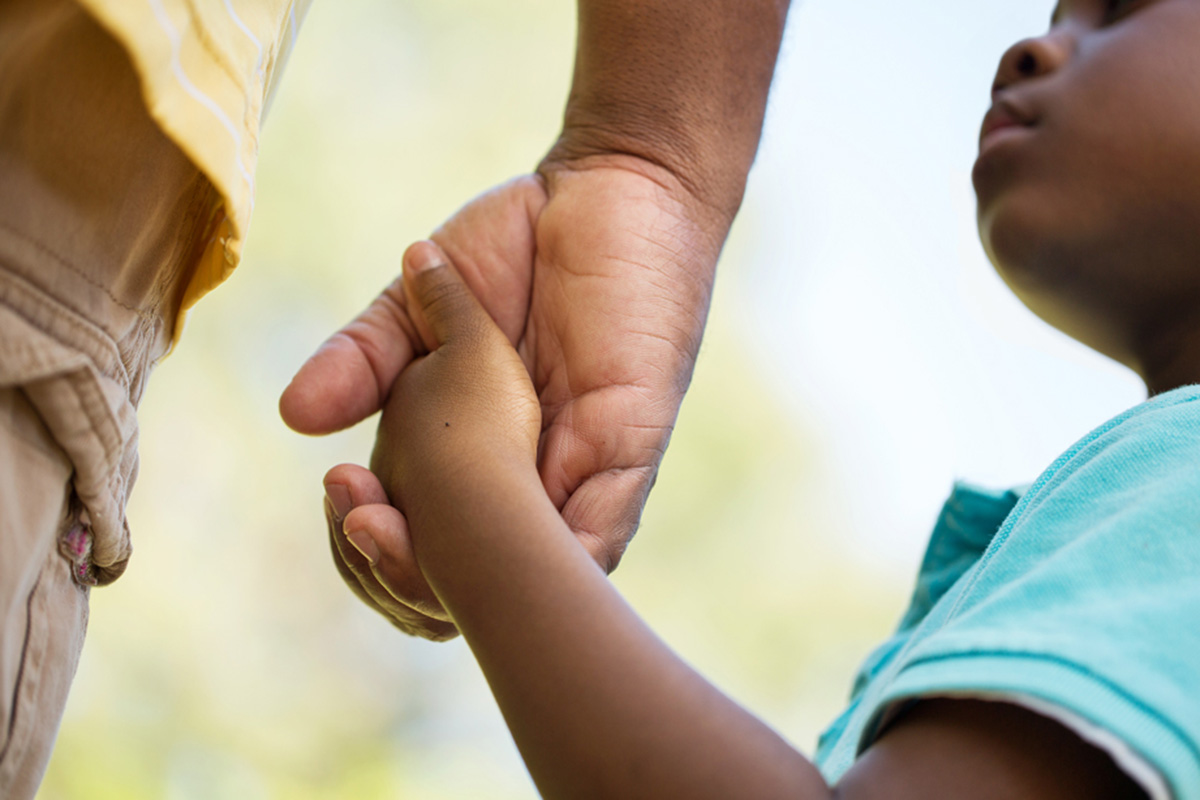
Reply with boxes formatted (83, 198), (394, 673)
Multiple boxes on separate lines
(344, 242), (1146, 800)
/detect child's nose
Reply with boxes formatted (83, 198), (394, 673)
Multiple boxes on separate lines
(991, 31), (1072, 97)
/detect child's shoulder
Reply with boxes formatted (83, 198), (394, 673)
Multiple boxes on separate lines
(818, 387), (1200, 795)
(1044, 383), (1200, 504)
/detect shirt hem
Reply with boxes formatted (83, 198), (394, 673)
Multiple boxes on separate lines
(865, 652), (1196, 800)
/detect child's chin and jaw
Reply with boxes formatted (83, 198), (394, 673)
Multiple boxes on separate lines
(973, 15), (1200, 384)
(979, 166), (1200, 379)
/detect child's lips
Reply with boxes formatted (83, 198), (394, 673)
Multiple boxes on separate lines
(978, 124), (1034, 158)
(979, 99), (1036, 152)
(973, 98), (1039, 192)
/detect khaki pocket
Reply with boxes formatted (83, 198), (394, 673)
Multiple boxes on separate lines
(0, 300), (139, 586)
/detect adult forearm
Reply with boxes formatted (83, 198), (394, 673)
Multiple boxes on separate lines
(543, 0), (791, 220)
(408, 470), (829, 800)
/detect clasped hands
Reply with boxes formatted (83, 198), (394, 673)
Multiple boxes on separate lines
(280, 158), (729, 639)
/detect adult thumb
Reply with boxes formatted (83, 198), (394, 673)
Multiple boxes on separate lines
(402, 239), (490, 349)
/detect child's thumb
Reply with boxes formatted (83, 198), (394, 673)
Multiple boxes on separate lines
(402, 240), (489, 349)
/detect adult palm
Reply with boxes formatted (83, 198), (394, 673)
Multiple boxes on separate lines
(281, 157), (728, 638)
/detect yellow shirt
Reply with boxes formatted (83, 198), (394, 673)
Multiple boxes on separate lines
(76, 0), (311, 337)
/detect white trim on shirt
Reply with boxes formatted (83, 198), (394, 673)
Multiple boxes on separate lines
(879, 691), (1170, 799)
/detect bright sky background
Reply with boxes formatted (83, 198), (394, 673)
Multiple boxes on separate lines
(741, 0), (1144, 565)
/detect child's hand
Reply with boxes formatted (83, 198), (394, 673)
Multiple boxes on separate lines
(369, 241), (542, 510)
(326, 242), (543, 632)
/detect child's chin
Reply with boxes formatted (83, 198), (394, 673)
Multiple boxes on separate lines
(977, 199), (1044, 282)
(976, 178), (1093, 279)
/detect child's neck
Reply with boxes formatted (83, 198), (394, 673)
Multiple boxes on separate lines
(1134, 318), (1200, 397)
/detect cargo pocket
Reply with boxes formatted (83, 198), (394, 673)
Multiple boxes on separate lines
(0, 293), (142, 797)
(0, 296), (140, 586)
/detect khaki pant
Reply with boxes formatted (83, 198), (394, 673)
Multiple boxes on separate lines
(0, 0), (220, 794)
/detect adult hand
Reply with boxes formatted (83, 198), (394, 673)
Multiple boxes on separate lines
(282, 157), (732, 638)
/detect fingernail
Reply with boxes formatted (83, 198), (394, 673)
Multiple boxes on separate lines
(325, 482), (352, 520)
(345, 529), (380, 565)
(407, 242), (446, 274)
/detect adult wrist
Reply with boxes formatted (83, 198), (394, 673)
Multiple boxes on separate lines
(541, 0), (790, 227)
(538, 122), (748, 230)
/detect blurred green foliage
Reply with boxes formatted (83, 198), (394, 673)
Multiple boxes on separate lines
(38, 0), (907, 797)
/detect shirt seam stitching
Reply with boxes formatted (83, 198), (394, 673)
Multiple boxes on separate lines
(0, 278), (128, 390)
(0, 220), (155, 321)
(0, 573), (41, 772)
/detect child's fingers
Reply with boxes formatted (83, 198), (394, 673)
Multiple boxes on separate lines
(325, 462), (390, 508)
(328, 506), (458, 639)
(326, 502), (439, 636)
(341, 502), (449, 623)
(324, 466), (457, 639)
(340, 501), (454, 627)
(402, 239), (497, 350)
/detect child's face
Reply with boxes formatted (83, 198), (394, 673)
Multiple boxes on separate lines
(975, 0), (1200, 387)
